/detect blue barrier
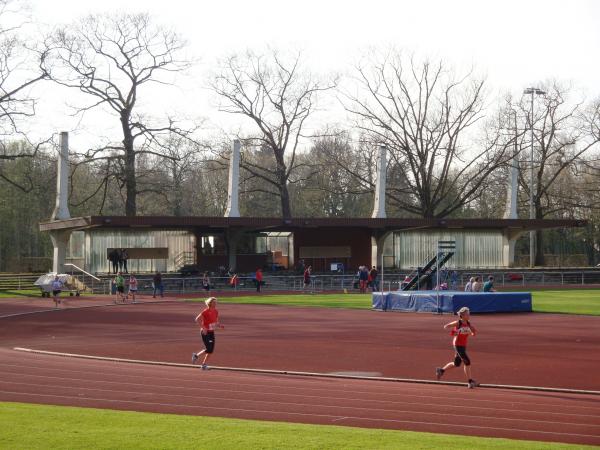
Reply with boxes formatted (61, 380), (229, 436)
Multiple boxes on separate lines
(372, 291), (532, 313)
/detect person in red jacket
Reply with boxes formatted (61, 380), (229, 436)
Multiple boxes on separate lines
(435, 306), (479, 388)
(255, 268), (263, 292)
(191, 297), (224, 370)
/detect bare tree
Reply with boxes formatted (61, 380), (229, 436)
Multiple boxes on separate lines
(48, 13), (194, 216)
(211, 50), (334, 219)
(343, 52), (514, 218)
(515, 83), (600, 264)
(0, 0), (49, 170)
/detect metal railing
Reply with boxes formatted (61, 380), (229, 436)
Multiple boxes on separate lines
(3, 270), (600, 295)
(64, 263), (102, 293)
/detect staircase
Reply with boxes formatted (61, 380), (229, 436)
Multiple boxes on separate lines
(402, 245), (455, 291)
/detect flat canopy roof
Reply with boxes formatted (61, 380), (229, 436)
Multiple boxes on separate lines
(40, 216), (586, 233)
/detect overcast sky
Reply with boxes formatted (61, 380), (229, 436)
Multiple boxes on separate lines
(27, 0), (600, 150)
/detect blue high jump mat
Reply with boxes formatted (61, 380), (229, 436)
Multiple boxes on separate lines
(372, 291), (532, 314)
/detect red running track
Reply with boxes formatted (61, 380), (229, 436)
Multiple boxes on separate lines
(1, 298), (599, 445)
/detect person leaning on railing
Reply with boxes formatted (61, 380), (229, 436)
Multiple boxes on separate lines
(152, 271), (164, 298)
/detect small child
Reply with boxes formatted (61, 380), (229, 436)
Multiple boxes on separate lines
(127, 274), (138, 303)
(114, 272), (125, 303)
(51, 276), (63, 309)
(435, 306), (479, 389)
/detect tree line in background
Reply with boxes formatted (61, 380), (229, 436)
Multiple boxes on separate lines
(0, 2), (599, 270)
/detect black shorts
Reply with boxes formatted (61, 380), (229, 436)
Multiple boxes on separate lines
(202, 331), (215, 354)
(453, 346), (471, 366)
(117, 286), (124, 293)
(52, 290), (61, 296)
(203, 284), (210, 291)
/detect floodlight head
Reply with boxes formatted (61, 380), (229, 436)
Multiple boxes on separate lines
(523, 87), (546, 96)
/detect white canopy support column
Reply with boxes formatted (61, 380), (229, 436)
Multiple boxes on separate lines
(502, 228), (522, 267)
(371, 145), (387, 219)
(502, 147), (519, 266)
(225, 139), (241, 218)
(371, 231), (391, 270)
(52, 132), (71, 221)
(50, 230), (71, 274)
(51, 132), (71, 273)
(225, 229), (243, 273)
(504, 151), (519, 220)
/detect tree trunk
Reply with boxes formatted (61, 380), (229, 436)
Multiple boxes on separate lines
(274, 149), (292, 219)
(121, 113), (136, 216)
(535, 229), (545, 266)
(279, 183), (292, 219)
(172, 164), (182, 216)
(534, 204), (545, 266)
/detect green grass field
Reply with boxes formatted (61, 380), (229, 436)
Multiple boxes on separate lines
(0, 289), (41, 298)
(0, 402), (591, 450)
(186, 289), (600, 316)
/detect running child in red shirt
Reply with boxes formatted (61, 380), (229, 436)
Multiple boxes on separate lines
(192, 297), (224, 370)
(435, 306), (479, 389)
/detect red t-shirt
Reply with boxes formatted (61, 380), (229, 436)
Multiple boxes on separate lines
(452, 320), (474, 347)
(200, 308), (219, 332)
(256, 271), (263, 282)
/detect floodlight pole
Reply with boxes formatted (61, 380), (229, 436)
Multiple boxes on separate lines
(523, 87), (546, 267)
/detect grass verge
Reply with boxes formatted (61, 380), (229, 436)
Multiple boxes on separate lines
(0, 402), (590, 450)
(186, 290), (600, 315)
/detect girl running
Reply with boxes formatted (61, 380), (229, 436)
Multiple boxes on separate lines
(436, 306), (478, 389)
(127, 274), (138, 303)
(192, 297), (224, 370)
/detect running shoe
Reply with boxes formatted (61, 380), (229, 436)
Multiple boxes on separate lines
(468, 379), (478, 389)
(435, 367), (444, 380)
(201, 364), (208, 370)
(191, 353), (198, 364)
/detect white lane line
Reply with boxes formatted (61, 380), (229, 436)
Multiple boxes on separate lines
(1, 379), (598, 429)
(14, 347), (600, 396)
(1, 390), (599, 441)
(2, 360), (600, 415)
(0, 299), (177, 319)
(2, 370), (599, 421)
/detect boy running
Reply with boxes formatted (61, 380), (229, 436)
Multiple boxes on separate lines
(192, 297), (224, 370)
(51, 276), (63, 309)
(114, 272), (125, 303)
(436, 306), (479, 389)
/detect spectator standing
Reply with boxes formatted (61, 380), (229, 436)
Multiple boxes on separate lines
(255, 268), (263, 292)
(303, 265), (312, 289)
(358, 265), (369, 293)
(369, 266), (379, 292)
(450, 271), (459, 290)
(229, 273), (239, 289)
(108, 249), (119, 274)
(152, 271), (164, 298)
(121, 249), (129, 273)
(464, 277), (475, 292)
(117, 249), (124, 272)
(202, 272), (211, 292)
(471, 276), (483, 292)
